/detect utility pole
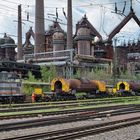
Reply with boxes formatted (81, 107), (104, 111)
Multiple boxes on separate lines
(35, 0), (45, 53)
(17, 4), (23, 60)
(67, 0), (73, 50)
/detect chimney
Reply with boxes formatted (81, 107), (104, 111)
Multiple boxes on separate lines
(67, 0), (73, 49)
(17, 5), (23, 60)
(35, 0), (45, 53)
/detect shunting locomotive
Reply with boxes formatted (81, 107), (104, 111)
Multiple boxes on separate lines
(0, 71), (25, 103)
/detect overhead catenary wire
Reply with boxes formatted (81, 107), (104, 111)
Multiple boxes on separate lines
(136, 0), (140, 3)
(0, 0), (132, 18)
(0, 0), (131, 9)
(0, 0), (139, 41)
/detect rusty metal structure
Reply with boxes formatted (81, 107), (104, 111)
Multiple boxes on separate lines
(75, 14), (102, 41)
(21, 3), (140, 77)
(73, 15), (112, 74)
(23, 27), (34, 55)
(0, 1), (140, 78)
(0, 33), (16, 61)
(108, 11), (140, 42)
(108, 10), (140, 75)
(45, 21), (64, 52)
(53, 30), (65, 54)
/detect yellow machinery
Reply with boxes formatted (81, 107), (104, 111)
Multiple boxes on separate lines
(32, 87), (45, 102)
(51, 77), (107, 99)
(116, 81), (140, 95)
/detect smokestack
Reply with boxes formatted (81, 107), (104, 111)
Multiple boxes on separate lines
(35, 0), (45, 53)
(17, 5), (23, 60)
(67, 0), (73, 49)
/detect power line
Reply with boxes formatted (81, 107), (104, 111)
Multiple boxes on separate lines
(0, 0), (21, 5)
(0, 3), (17, 11)
(0, 0), (131, 9)
(136, 0), (140, 3)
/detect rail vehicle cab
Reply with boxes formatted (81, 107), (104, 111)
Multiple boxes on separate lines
(106, 85), (117, 96)
(32, 88), (45, 102)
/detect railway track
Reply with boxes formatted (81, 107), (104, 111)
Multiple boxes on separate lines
(2, 114), (140, 140)
(0, 104), (139, 120)
(0, 105), (140, 132)
(0, 96), (139, 119)
(0, 100), (118, 113)
(0, 96), (139, 109)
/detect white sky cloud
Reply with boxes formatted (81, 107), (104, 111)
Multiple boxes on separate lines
(0, 0), (139, 44)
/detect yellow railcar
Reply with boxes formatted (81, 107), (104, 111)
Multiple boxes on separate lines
(51, 77), (107, 99)
(116, 81), (140, 96)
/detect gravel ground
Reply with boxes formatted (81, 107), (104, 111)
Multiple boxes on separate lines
(77, 124), (140, 140)
(0, 113), (140, 140)
(0, 117), (106, 139)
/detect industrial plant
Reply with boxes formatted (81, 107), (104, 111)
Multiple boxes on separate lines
(0, 0), (139, 79)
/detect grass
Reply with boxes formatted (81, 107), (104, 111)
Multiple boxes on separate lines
(1, 96), (140, 108)
(0, 98), (140, 117)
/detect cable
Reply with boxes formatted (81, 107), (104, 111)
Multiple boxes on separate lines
(0, 0), (131, 9)
(99, 5), (103, 32)
(136, 0), (140, 3)
(0, 3), (17, 11)
(101, 7), (108, 37)
(0, 0), (21, 5)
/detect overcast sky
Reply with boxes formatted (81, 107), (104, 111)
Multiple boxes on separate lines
(0, 0), (140, 44)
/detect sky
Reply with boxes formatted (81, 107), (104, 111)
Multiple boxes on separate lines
(0, 0), (140, 45)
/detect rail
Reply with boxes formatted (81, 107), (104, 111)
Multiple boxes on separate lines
(2, 113), (140, 140)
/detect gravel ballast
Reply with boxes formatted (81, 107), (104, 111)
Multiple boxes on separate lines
(0, 113), (140, 140)
(77, 124), (140, 140)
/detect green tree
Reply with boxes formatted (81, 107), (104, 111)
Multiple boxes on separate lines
(119, 71), (140, 80)
(41, 65), (57, 82)
(27, 71), (37, 82)
(40, 65), (57, 92)
(22, 71), (37, 95)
